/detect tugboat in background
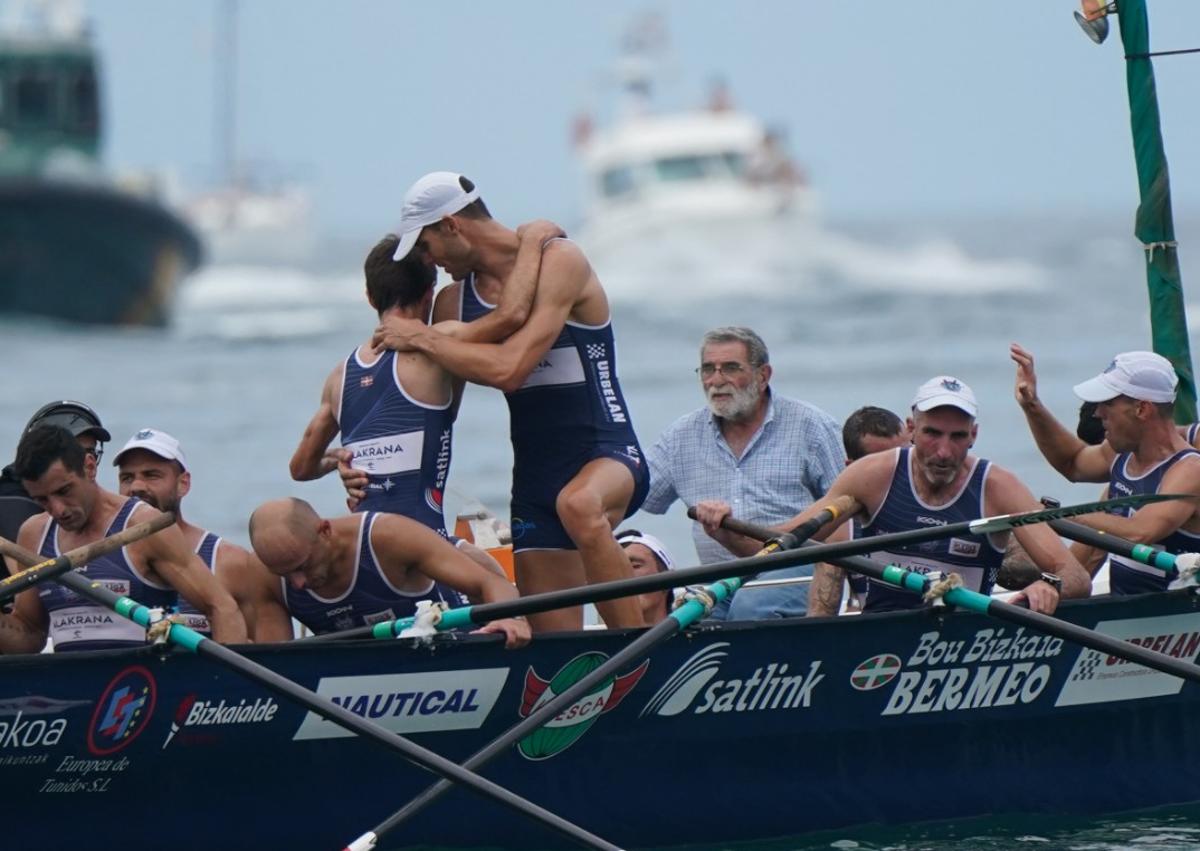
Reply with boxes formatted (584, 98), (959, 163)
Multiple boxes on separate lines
(0, 0), (201, 326)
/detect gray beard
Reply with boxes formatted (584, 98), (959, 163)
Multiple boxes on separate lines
(707, 382), (762, 421)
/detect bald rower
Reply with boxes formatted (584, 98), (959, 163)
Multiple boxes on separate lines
(239, 498), (530, 646)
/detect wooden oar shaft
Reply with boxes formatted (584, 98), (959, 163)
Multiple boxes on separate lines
(313, 493), (1180, 642)
(2, 540), (620, 851)
(0, 512), (176, 604)
(711, 513), (1200, 685)
(355, 500), (855, 846)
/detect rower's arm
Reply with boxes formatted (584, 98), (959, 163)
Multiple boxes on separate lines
(1011, 343), (1113, 482)
(450, 220), (564, 344)
(1071, 458), (1200, 545)
(401, 244), (589, 393)
(807, 523), (850, 618)
(290, 365), (343, 481)
(0, 517), (51, 653)
(138, 514), (248, 643)
(218, 545), (294, 642)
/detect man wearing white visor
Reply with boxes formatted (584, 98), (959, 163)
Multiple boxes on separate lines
(699, 374), (1090, 615)
(372, 172), (649, 633)
(1012, 344), (1200, 593)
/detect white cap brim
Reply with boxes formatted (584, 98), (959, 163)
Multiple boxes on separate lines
(913, 394), (977, 418)
(391, 228), (422, 261)
(1072, 375), (1122, 403)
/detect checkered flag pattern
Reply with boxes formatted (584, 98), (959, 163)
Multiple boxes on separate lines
(586, 343), (606, 360)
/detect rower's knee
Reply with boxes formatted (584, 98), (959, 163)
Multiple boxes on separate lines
(556, 487), (609, 546)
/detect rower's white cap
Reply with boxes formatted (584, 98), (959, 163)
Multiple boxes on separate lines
(1074, 351), (1177, 404)
(616, 530), (674, 571)
(912, 375), (978, 418)
(113, 428), (189, 472)
(391, 171), (480, 261)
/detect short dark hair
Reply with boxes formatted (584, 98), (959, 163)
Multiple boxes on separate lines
(1076, 402), (1105, 445)
(843, 406), (904, 461)
(453, 175), (491, 219)
(364, 235), (437, 316)
(14, 424), (86, 482)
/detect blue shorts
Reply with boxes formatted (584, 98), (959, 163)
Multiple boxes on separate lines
(510, 441), (649, 552)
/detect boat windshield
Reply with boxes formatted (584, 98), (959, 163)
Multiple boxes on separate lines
(599, 151), (747, 198)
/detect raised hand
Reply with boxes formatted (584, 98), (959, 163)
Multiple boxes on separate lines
(1010, 342), (1040, 410)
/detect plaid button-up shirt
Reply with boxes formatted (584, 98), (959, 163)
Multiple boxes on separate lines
(642, 391), (844, 564)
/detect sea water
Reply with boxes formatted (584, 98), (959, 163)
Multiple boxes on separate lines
(2, 211), (1198, 848)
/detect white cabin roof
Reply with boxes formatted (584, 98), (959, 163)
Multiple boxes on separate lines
(580, 110), (765, 172)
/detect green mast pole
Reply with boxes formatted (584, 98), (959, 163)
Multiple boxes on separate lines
(1116, 0), (1196, 421)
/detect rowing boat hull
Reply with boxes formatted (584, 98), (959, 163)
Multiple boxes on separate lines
(2, 590), (1199, 850)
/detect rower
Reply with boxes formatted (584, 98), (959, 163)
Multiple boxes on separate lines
(697, 375), (1091, 615)
(114, 427), (264, 638)
(1012, 345), (1200, 593)
(0, 425), (246, 652)
(244, 497), (530, 647)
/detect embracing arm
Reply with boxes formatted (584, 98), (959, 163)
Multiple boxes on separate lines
(290, 365), (343, 481)
(1011, 343), (1114, 483)
(450, 220), (565, 344)
(388, 242), (590, 392)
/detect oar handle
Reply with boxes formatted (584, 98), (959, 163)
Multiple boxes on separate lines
(0, 511), (176, 604)
(685, 495), (859, 550)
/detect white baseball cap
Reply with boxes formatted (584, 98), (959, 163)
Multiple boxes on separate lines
(616, 530), (674, 571)
(391, 171), (480, 261)
(113, 428), (189, 472)
(911, 375), (978, 418)
(1074, 351), (1178, 404)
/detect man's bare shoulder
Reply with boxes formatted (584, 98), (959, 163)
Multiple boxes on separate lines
(432, 282), (463, 323)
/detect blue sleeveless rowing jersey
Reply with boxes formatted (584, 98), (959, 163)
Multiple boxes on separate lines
(1107, 448), (1200, 594)
(458, 272), (494, 323)
(282, 512), (469, 635)
(339, 347), (454, 535)
(1187, 423), (1200, 446)
(37, 498), (177, 651)
(860, 448), (1005, 612)
(171, 531), (219, 637)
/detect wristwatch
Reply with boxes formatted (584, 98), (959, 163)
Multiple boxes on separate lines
(1039, 572), (1063, 592)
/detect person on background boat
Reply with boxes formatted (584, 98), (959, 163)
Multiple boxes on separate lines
(637, 326), (843, 620)
(1, 400), (111, 549)
(244, 497), (530, 646)
(373, 171), (648, 632)
(114, 427), (262, 638)
(0, 425), (247, 653)
(615, 528), (675, 625)
(698, 375), (1092, 615)
(1012, 344), (1200, 593)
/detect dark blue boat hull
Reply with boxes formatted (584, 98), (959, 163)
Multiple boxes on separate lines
(2, 591), (1199, 850)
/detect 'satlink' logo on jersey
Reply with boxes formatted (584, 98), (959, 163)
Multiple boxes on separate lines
(518, 652), (647, 760)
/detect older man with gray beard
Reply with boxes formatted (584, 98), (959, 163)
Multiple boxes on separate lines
(637, 326), (843, 619)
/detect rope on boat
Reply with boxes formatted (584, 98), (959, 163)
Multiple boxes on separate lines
(680, 584), (717, 616)
(145, 608), (171, 644)
(1168, 553), (1200, 590)
(397, 600), (444, 641)
(922, 571), (963, 606)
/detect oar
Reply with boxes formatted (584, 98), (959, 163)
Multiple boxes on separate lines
(0, 511), (176, 605)
(707, 513), (1200, 685)
(312, 492), (1181, 642)
(0, 537), (621, 851)
(339, 497), (856, 851)
(1037, 497), (1192, 578)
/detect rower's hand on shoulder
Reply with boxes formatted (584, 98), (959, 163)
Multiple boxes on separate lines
(335, 448), (366, 511)
(372, 315), (426, 354)
(1010, 342), (1041, 410)
(516, 219), (566, 247)
(474, 617), (532, 649)
(1011, 579), (1059, 615)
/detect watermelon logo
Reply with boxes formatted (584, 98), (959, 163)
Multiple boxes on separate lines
(850, 654), (902, 691)
(517, 652), (648, 761)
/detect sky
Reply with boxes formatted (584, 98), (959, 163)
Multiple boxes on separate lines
(78, 0), (1200, 236)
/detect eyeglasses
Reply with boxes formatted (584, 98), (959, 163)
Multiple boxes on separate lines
(695, 362), (751, 378)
